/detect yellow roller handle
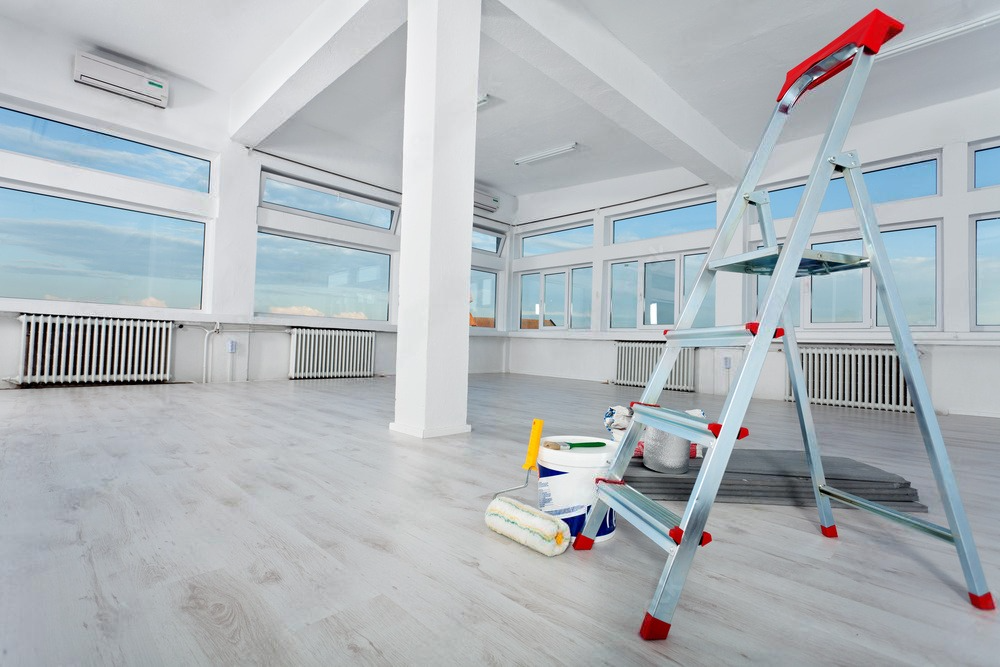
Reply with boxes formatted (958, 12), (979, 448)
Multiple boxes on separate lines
(522, 419), (545, 472)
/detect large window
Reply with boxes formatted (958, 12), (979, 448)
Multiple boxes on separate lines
(769, 159), (938, 219)
(522, 225), (592, 257)
(610, 253), (712, 329)
(683, 253), (715, 328)
(613, 201), (716, 243)
(520, 266), (591, 329)
(643, 260), (675, 326)
(610, 261), (638, 328)
(519, 273), (541, 329)
(807, 226), (937, 328)
(570, 267), (593, 329)
(254, 233), (390, 320)
(0, 107), (210, 192)
(974, 145), (1000, 189)
(0, 186), (204, 308)
(470, 269), (496, 327)
(975, 218), (1000, 325)
(261, 175), (396, 230)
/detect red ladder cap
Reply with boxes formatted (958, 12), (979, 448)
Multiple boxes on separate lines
(630, 401), (660, 408)
(639, 613), (671, 640)
(746, 322), (785, 338)
(573, 535), (595, 551)
(669, 526), (713, 547)
(970, 591), (995, 610)
(707, 423), (750, 440)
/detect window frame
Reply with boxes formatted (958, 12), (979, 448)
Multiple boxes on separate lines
(610, 197), (717, 245)
(971, 213), (1000, 331)
(519, 222), (594, 259)
(969, 137), (1000, 191)
(516, 263), (593, 331)
(471, 222), (507, 256)
(469, 267), (499, 329)
(259, 171), (400, 234)
(606, 249), (711, 330)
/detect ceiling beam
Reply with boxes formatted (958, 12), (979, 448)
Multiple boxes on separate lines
(487, 0), (746, 186)
(229, 0), (406, 147)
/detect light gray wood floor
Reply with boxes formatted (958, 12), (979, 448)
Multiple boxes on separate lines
(1, 374), (997, 665)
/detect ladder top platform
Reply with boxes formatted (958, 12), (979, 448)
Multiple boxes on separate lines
(710, 246), (869, 276)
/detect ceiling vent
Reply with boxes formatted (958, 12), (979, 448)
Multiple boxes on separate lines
(473, 190), (500, 213)
(73, 52), (169, 108)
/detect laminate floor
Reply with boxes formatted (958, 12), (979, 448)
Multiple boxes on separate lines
(1, 374), (997, 665)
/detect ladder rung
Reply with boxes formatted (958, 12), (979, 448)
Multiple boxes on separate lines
(819, 485), (954, 542)
(709, 246), (869, 276)
(596, 483), (682, 553)
(663, 322), (784, 347)
(631, 404), (750, 446)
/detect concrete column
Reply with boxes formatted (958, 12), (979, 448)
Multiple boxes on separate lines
(390, 0), (482, 438)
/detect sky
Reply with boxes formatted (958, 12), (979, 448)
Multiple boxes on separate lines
(263, 178), (393, 229)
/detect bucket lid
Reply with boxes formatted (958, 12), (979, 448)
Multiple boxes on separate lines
(536, 435), (618, 467)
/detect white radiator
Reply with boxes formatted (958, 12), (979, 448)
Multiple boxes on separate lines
(614, 342), (695, 391)
(785, 346), (913, 412)
(289, 328), (376, 379)
(16, 314), (173, 385)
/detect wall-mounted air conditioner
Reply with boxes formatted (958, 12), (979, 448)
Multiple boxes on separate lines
(473, 190), (500, 213)
(73, 52), (169, 108)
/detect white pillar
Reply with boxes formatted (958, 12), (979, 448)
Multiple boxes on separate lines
(390, 0), (482, 438)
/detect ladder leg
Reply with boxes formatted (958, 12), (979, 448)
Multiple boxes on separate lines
(574, 421), (643, 549)
(842, 158), (993, 607)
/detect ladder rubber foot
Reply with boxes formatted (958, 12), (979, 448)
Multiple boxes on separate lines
(707, 423), (750, 440)
(639, 613), (671, 640)
(969, 591), (995, 610)
(668, 526), (713, 546)
(820, 524), (839, 538)
(573, 535), (595, 551)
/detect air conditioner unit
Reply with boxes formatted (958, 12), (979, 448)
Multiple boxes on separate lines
(473, 190), (500, 213)
(74, 52), (169, 108)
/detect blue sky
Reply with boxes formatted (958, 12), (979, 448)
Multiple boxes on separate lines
(263, 179), (393, 229)
(0, 107), (209, 192)
(615, 201), (716, 244)
(522, 225), (592, 257)
(0, 187), (204, 308)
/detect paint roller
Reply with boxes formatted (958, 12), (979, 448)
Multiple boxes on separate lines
(485, 419), (571, 557)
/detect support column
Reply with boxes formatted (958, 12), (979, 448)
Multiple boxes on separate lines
(390, 0), (482, 438)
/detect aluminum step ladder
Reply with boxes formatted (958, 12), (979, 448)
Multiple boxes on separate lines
(573, 9), (995, 640)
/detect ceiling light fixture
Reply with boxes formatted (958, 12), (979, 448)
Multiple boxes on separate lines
(513, 142), (578, 166)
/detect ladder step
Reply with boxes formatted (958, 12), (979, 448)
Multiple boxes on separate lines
(709, 246), (869, 276)
(631, 404), (750, 446)
(596, 483), (681, 552)
(663, 322), (784, 347)
(819, 485), (954, 542)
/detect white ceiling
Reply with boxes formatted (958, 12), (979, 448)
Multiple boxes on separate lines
(2, 0), (1000, 199)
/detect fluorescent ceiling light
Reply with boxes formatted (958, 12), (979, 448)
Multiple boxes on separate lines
(514, 142), (578, 166)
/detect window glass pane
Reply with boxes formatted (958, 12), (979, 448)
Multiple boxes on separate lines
(0, 186), (204, 307)
(684, 254), (715, 327)
(470, 269), (496, 327)
(614, 201), (716, 243)
(543, 273), (566, 327)
(610, 261), (638, 328)
(254, 233), (389, 319)
(262, 178), (393, 229)
(520, 273), (540, 329)
(974, 146), (1000, 189)
(876, 227), (936, 326)
(570, 267), (592, 329)
(769, 160), (937, 219)
(522, 225), (592, 257)
(472, 228), (503, 253)
(976, 218), (1000, 325)
(643, 260), (675, 326)
(811, 239), (863, 323)
(0, 107), (210, 192)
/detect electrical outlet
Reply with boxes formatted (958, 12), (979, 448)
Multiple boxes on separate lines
(226, 339), (237, 354)
(723, 356), (732, 370)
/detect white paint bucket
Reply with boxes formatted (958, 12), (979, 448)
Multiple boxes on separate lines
(537, 435), (618, 541)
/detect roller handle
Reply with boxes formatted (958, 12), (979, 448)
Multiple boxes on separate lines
(777, 9), (903, 108)
(522, 419), (545, 471)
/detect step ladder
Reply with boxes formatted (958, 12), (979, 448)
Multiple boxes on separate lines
(573, 9), (995, 640)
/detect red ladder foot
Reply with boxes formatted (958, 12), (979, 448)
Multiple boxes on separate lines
(969, 591), (995, 610)
(820, 524), (838, 538)
(573, 535), (595, 550)
(639, 613), (671, 640)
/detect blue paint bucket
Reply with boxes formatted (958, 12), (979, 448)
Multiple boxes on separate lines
(537, 435), (618, 541)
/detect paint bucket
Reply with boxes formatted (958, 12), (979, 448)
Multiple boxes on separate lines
(537, 435), (618, 541)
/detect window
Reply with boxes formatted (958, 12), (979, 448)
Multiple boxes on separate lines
(261, 176), (395, 230)
(643, 260), (675, 326)
(610, 254), (712, 329)
(254, 233), (390, 320)
(769, 159), (938, 219)
(472, 228), (504, 254)
(807, 226), (937, 328)
(522, 225), (592, 257)
(975, 218), (1000, 325)
(683, 254), (715, 327)
(0, 107), (210, 192)
(0, 186), (204, 308)
(570, 267), (592, 329)
(543, 273), (566, 327)
(519, 273), (541, 329)
(756, 273), (802, 326)
(470, 269), (496, 327)
(974, 146), (1000, 189)
(613, 201), (716, 243)
(610, 261), (638, 328)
